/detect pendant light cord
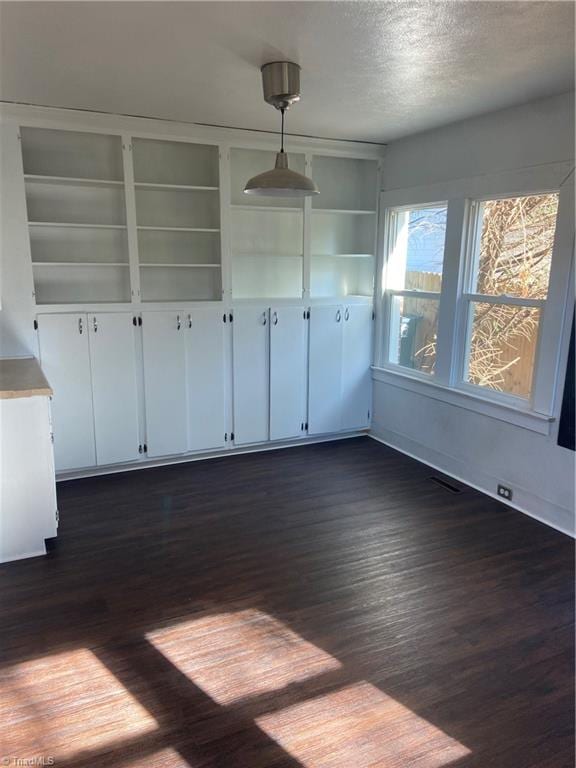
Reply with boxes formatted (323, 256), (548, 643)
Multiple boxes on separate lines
(280, 108), (285, 153)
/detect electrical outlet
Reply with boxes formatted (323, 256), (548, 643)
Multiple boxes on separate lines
(497, 484), (513, 501)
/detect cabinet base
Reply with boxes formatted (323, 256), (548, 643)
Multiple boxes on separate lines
(56, 431), (369, 482)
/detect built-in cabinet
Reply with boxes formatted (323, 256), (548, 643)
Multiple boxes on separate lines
(16, 122), (380, 474)
(309, 304), (373, 435)
(38, 312), (140, 470)
(142, 308), (227, 457)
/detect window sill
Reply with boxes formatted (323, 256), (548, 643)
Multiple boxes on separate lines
(371, 366), (555, 435)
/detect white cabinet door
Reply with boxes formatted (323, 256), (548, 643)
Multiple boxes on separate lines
(186, 308), (226, 452)
(88, 312), (140, 465)
(37, 313), (96, 471)
(308, 305), (343, 435)
(142, 311), (188, 457)
(233, 307), (269, 445)
(270, 306), (307, 441)
(341, 304), (373, 430)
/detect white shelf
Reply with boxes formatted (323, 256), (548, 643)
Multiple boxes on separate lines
(231, 205), (302, 213)
(29, 222), (127, 230)
(32, 261), (129, 267)
(135, 182), (219, 192)
(140, 263), (221, 269)
(312, 253), (374, 259)
(136, 226), (220, 233)
(24, 174), (124, 187)
(234, 253), (303, 259)
(312, 208), (376, 215)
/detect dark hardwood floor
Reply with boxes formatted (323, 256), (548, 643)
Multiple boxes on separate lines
(0, 437), (573, 768)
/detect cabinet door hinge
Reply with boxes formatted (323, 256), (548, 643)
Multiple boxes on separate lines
(33, 319), (38, 330)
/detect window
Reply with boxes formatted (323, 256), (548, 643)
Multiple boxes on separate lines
(384, 204), (447, 374)
(461, 193), (559, 400)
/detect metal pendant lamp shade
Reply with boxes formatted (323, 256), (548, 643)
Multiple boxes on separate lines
(244, 62), (319, 198)
(244, 150), (318, 197)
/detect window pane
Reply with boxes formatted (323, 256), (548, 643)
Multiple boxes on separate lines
(473, 193), (558, 299)
(388, 205), (447, 291)
(466, 302), (540, 398)
(389, 295), (439, 374)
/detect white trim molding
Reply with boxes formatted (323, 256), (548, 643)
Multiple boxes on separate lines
(371, 365), (554, 434)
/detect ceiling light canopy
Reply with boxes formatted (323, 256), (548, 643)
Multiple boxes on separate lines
(244, 61), (319, 198)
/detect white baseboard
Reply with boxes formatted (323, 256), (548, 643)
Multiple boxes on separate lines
(369, 427), (575, 538)
(0, 547), (46, 565)
(57, 431), (368, 482)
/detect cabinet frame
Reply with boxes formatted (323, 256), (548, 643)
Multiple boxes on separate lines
(12, 106), (382, 312)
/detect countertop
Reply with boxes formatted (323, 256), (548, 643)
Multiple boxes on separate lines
(0, 357), (53, 399)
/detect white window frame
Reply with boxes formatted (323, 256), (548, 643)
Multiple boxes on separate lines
(374, 161), (575, 435)
(381, 202), (447, 378)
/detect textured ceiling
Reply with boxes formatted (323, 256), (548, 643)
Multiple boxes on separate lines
(0, 1), (573, 143)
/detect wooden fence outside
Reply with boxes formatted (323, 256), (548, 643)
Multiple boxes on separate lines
(404, 271), (536, 396)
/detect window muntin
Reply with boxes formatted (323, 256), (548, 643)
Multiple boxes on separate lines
(461, 193), (559, 401)
(385, 203), (447, 374)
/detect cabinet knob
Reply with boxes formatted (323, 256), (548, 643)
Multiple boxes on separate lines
(78, 318), (83, 335)
(262, 312), (267, 326)
(188, 314), (192, 329)
(93, 316), (98, 333)
(176, 314), (181, 331)
(336, 310), (342, 323)
(272, 311), (278, 326)
(344, 308), (350, 322)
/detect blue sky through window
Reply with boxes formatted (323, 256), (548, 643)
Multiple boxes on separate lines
(406, 206), (447, 274)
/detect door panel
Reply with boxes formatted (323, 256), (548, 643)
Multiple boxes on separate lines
(308, 305), (343, 435)
(186, 309), (226, 452)
(37, 313), (95, 471)
(233, 307), (269, 445)
(142, 311), (188, 457)
(88, 312), (140, 465)
(341, 304), (373, 430)
(270, 306), (307, 441)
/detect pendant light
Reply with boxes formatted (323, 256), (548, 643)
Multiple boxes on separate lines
(244, 62), (319, 198)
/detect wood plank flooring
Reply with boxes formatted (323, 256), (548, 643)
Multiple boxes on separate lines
(0, 437), (573, 767)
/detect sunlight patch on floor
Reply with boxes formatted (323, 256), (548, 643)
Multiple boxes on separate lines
(0, 648), (158, 761)
(256, 681), (471, 768)
(146, 609), (341, 705)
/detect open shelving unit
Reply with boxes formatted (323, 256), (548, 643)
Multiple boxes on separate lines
(132, 138), (221, 302)
(21, 127), (130, 304)
(230, 148), (305, 299)
(310, 155), (378, 298)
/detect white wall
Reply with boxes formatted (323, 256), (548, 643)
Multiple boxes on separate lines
(0, 120), (38, 357)
(372, 91), (575, 536)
